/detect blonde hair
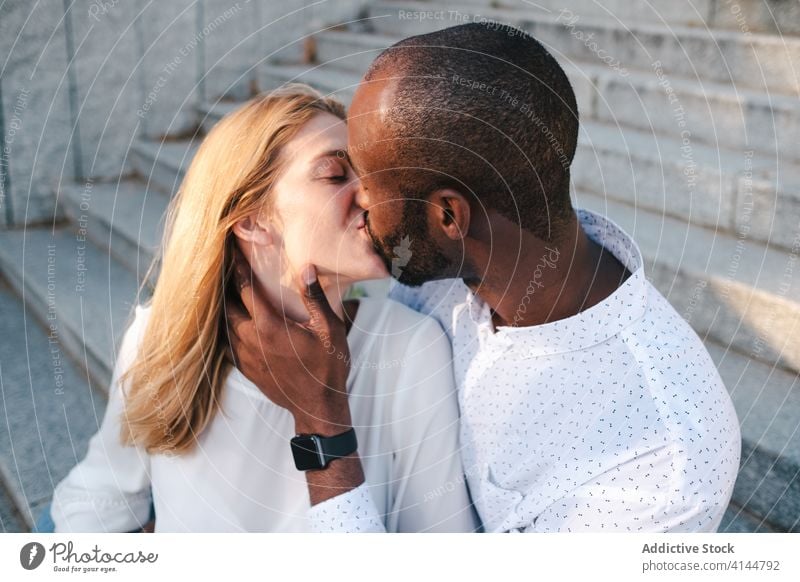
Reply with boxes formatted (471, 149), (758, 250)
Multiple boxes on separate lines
(119, 84), (346, 455)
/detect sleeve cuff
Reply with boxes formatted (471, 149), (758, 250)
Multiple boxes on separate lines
(307, 484), (386, 533)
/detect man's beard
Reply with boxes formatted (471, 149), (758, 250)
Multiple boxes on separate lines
(364, 199), (452, 287)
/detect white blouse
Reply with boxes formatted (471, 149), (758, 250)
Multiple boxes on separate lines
(51, 296), (479, 532)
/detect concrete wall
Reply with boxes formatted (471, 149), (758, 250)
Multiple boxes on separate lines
(0, 0), (368, 227)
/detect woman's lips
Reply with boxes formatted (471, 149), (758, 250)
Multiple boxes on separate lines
(354, 211), (367, 230)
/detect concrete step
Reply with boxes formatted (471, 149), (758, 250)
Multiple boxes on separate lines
(258, 63), (360, 105)
(719, 502), (781, 533)
(707, 340), (800, 532)
(312, 26), (800, 162)
(0, 282), (106, 530)
(574, 120), (800, 252)
(196, 100), (239, 134)
(706, 0), (800, 37)
(366, 1), (800, 95)
(0, 482), (25, 532)
(587, 64), (800, 164)
(0, 226), (145, 392)
(130, 139), (200, 197)
(60, 180), (170, 282)
(429, 0), (715, 29)
(426, 0), (800, 36)
(575, 121), (741, 233)
(736, 166), (800, 253)
(575, 190), (800, 376)
(312, 30), (398, 73)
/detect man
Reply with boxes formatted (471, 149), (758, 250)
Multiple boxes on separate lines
(228, 23), (741, 532)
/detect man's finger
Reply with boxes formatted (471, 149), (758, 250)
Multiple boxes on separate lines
(231, 244), (257, 317)
(224, 301), (248, 340)
(230, 243), (281, 326)
(224, 326), (241, 367)
(298, 265), (338, 337)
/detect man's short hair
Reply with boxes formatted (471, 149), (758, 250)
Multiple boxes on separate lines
(364, 22), (579, 241)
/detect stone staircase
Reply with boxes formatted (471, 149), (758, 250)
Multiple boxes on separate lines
(0, 0), (798, 532)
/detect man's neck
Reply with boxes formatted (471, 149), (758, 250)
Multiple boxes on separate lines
(466, 213), (631, 329)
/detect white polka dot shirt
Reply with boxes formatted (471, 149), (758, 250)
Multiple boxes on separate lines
(308, 208), (741, 532)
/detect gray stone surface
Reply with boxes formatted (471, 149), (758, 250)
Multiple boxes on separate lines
(468, 0), (716, 29)
(719, 503), (778, 533)
(301, 0), (372, 31)
(710, 0), (800, 36)
(527, 12), (800, 96)
(706, 341), (800, 532)
(596, 73), (799, 163)
(313, 30), (401, 73)
(576, 191), (800, 374)
(202, 0), (262, 101)
(0, 480), (25, 532)
(709, 342), (800, 470)
(0, 2), (75, 226)
(135, 1), (202, 138)
(260, 1), (330, 66)
(196, 100), (238, 134)
(733, 440), (800, 532)
(366, 1), (800, 95)
(66, 0), (142, 180)
(130, 139), (199, 196)
(0, 226), (144, 391)
(737, 168), (800, 252)
(573, 120), (740, 231)
(258, 63), (359, 103)
(60, 180), (170, 281)
(0, 282), (106, 528)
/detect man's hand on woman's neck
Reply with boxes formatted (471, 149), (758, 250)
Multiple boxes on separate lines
(244, 243), (349, 325)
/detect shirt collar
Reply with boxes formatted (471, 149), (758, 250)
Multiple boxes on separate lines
(467, 208), (649, 358)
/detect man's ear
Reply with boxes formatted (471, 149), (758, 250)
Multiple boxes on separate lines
(231, 214), (274, 247)
(427, 188), (471, 241)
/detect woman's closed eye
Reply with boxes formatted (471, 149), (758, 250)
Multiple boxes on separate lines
(318, 160), (355, 185)
(322, 173), (347, 183)
(312, 158), (349, 183)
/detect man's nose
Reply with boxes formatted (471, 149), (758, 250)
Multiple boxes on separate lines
(354, 185), (370, 210)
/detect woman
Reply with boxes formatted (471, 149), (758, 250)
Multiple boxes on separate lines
(45, 85), (478, 532)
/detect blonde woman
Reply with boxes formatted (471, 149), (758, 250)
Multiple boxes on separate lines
(46, 85), (478, 532)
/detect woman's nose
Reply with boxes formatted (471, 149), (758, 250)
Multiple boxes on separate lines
(354, 184), (370, 211)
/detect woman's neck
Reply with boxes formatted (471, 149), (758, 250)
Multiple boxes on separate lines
(268, 273), (348, 324)
(247, 246), (348, 325)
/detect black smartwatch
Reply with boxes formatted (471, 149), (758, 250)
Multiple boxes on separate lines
(290, 428), (358, 471)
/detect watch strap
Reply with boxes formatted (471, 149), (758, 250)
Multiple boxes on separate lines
(318, 427), (358, 464)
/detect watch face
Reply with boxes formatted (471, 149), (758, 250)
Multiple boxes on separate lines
(291, 436), (324, 470)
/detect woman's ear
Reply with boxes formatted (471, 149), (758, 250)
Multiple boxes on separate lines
(232, 214), (274, 248)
